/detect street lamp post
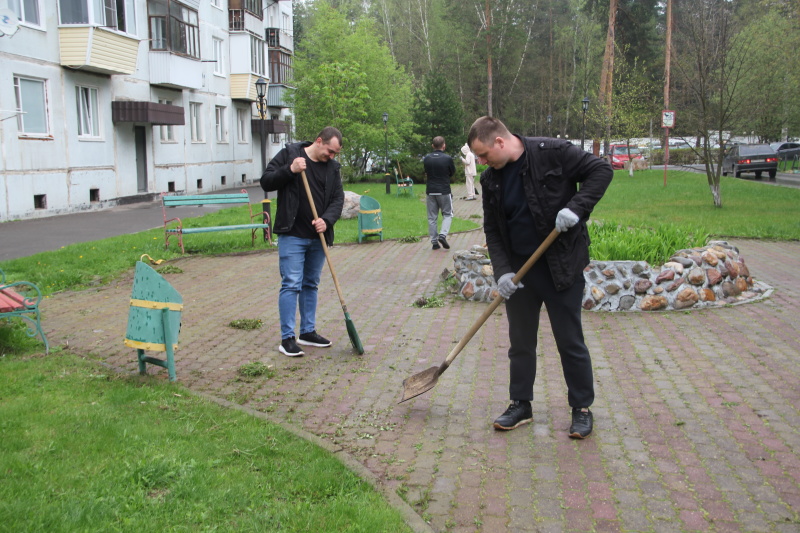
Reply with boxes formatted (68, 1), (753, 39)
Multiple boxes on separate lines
(581, 96), (590, 152)
(255, 77), (271, 242)
(383, 112), (390, 194)
(547, 114), (552, 137)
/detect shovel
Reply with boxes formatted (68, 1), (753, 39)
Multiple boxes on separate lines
(400, 228), (560, 403)
(299, 171), (364, 354)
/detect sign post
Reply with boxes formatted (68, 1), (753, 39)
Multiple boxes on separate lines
(662, 110), (675, 187)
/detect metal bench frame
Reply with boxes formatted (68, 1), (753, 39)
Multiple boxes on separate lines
(0, 268), (49, 353)
(162, 190), (271, 253)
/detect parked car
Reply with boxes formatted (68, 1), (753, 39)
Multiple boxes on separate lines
(607, 144), (644, 170)
(770, 141), (800, 161)
(721, 144), (778, 180)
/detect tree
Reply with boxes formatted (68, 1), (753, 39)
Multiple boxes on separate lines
(672, 0), (749, 207)
(411, 72), (465, 155)
(291, 1), (414, 177)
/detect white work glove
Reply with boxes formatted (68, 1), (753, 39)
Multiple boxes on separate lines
(555, 208), (580, 233)
(497, 272), (524, 299)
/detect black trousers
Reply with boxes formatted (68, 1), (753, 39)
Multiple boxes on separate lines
(505, 255), (594, 408)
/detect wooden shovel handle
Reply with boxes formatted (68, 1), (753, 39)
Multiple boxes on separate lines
(299, 170), (348, 312)
(437, 228), (560, 374)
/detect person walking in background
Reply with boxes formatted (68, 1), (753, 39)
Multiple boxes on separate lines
(423, 136), (455, 250)
(467, 116), (612, 438)
(261, 127), (345, 357)
(460, 143), (477, 200)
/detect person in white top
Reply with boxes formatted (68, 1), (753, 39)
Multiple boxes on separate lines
(460, 143), (478, 200)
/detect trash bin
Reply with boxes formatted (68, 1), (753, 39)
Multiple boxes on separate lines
(123, 261), (183, 381)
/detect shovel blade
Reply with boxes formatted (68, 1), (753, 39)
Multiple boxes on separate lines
(399, 366), (441, 403)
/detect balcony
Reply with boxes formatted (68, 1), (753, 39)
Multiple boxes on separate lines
(251, 118), (287, 135)
(228, 9), (263, 35)
(58, 26), (139, 75)
(149, 52), (203, 90)
(268, 84), (294, 108)
(230, 74), (261, 101)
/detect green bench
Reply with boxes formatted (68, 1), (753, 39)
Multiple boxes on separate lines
(0, 268), (49, 353)
(162, 190), (271, 253)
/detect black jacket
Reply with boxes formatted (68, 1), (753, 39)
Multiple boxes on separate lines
(260, 141), (344, 246)
(423, 150), (455, 195)
(481, 136), (613, 291)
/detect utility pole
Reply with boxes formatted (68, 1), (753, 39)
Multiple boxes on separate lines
(485, 0), (492, 117)
(663, 0), (672, 187)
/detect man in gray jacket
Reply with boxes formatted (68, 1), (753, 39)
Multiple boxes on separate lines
(261, 127), (344, 357)
(468, 116), (612, 438)
(423, 136), (456, 250)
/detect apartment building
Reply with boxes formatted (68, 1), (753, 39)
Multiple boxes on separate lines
(0, 0), (294, 221)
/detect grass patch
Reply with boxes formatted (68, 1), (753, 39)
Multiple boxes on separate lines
(228, 318), (263, 330)
(593, 170), (800, 240)
(0, 352), (411, 532)
(237, 361), (274, 378)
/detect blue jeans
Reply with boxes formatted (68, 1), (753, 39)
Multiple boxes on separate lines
(278, 234), (326, 340)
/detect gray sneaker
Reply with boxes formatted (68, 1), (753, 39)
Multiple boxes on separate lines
(569, 408), (593, 439)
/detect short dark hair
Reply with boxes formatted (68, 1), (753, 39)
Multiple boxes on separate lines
(317, 126), (342, 146)
(467, 116), (511, 148)
(432, 136), (445, 149)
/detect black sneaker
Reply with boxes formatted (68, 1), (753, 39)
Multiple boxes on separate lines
(569, 408), (593, 439)
(493, 400), (533, 431)
(432, 242), (441, 250)
(438, 235), (450, 249)
(279, 337), (304, 357)
(297, 331), (332, 347)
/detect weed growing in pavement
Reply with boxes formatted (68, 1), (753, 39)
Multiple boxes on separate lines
(228, 318), (263, 330)
(236, 361), (273, 378)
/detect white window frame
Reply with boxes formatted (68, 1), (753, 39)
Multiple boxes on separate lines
(211, 0), (222, 8)
(9, 0), (43, 28)
(58, 0), (137, 36)
(13, 76), (49, 137)
(271, 113), (281, 144)
(212, 37), (225, 76)
(189, 102), (204, 143)
(250, 34), (265, 76)
(237, 107), (248, 144)
(159, 98), (175, 142)
(76, 85), (101, 139)
(215, 105), (228, 143)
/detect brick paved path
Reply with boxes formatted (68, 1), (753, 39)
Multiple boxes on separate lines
(41, 187), (800, 532)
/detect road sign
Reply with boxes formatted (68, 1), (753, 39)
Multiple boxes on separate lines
(662, 110), (675, 129)
(0, 9), (20, 36)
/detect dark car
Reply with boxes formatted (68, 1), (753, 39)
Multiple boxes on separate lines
(770, 141), (800, 161)
(721, 144), (778, 180)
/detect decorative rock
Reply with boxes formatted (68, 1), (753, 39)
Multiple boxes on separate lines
(663, 261), (685, 274)
(634, 279), (652, 294)
(706, 269), (723, 286)
(453, 241), (770, 311)
(673, 288), (700, 309)
(725, 260), (739, 278)
(687, 267), (706, 285)
(701, 251), (718, 266)
(591, 286), (605, 301)
(640, 295), (668, 311)
(656, 269), (675, 284)
(340, 191), (361, 219)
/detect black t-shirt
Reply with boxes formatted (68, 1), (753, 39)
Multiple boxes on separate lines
(501, 151), (541, 255)
(292, 155), (328, 240)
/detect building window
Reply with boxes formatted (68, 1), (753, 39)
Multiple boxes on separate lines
(58, 0), (137, 34)
(284, 115), (292, 143)
(159, 98), (174, 142)
(9, 0), (41, 26)
(76, 86), (100, 138)
(148, 0), (200, 59)
(189, 102), (203, 142)
(271, 114), (280, 143)
(243, 0), (261, 18)
(212, 37), (224, 76)
(269, 49), (292, 85)
(13, 76), (49, 135)
(211, 0), (221, 7)
(237, 108), (248, 143)
(250, 34), (265, 76)
(215, 106), (228, 143)
(282, 13), (289, 33)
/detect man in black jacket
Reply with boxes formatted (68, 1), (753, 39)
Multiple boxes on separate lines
(423, 136), (456, 250)
(467, 116), (612, 438)
(261, 127), (345, 357)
